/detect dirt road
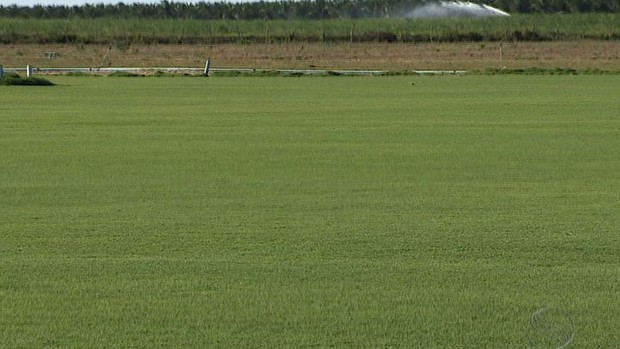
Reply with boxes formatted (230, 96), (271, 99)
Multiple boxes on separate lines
(1, 41), (619, 71)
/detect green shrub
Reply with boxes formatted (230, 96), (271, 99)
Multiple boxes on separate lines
(0, 73), (55, 86)
(106, 71), (142, 77)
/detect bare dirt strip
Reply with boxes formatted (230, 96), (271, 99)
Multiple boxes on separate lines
(1, 41), (619, 71)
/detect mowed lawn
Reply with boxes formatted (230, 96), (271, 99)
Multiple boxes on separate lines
(1, 75), (619, 348)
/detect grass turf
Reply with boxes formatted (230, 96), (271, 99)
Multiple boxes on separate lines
(1, 75), (619, 348)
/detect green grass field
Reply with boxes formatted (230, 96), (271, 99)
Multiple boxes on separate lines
(1, 75), (619, 348)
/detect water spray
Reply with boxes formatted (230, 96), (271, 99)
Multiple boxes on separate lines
(407, 1), (510, 18)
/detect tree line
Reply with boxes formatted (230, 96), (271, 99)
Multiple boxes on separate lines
(0, 0), (618, 21)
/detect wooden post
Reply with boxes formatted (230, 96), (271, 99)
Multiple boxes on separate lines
(350, 24), (354, 44)
(499, 43), (503, 68)
(203, 58), (211, 77)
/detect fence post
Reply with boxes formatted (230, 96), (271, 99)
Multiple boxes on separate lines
(27, 65), (33, 77)
(0, 65), (3, 78)
(203, 58), (211, 77)
(498, 43), (503, 68)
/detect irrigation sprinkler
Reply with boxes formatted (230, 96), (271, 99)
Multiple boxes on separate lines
(407, 1), (510, 18)
(98, 45), (112, 69)
(528, 306), (574, 349)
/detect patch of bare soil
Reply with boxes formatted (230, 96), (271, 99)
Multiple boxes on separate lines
(1, 41), (619, 71)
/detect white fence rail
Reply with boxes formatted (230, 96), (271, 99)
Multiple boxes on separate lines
(2, 66), (466, 76)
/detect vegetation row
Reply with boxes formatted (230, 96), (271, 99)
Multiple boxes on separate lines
(0, 0), (618, 21)
(0, 14), (618, 44)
